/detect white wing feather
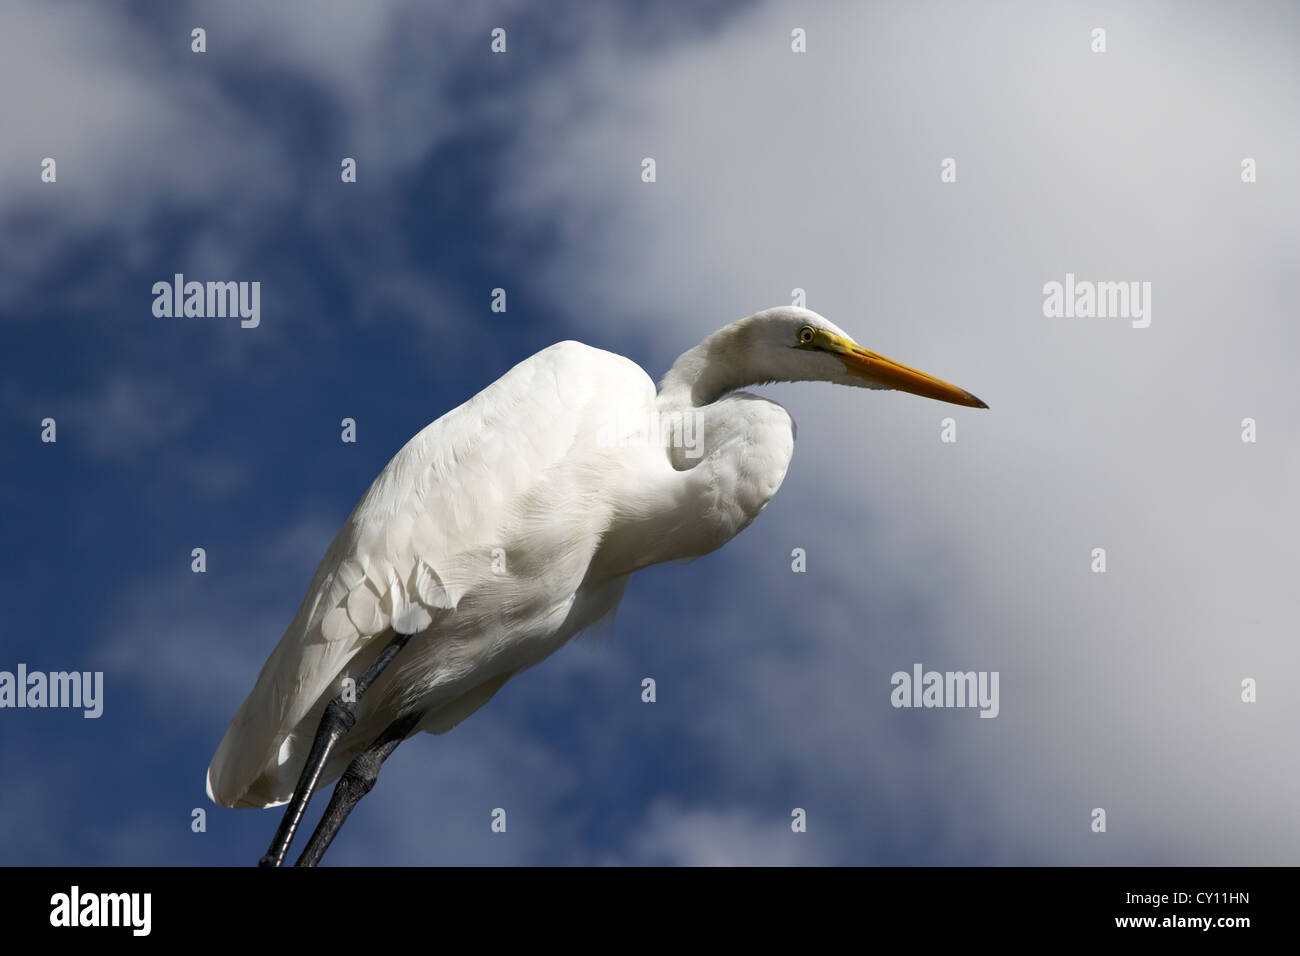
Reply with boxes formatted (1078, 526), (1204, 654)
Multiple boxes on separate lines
(207, 341), (655, 808)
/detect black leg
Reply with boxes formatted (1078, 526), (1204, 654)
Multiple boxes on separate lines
(258, 629), (414, 867)
(293, 708), (425, 867)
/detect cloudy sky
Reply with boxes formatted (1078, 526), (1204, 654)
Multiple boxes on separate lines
(2, 0), (1297, 865)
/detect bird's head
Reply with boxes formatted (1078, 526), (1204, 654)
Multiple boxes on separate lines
(718, 306), (987, 408)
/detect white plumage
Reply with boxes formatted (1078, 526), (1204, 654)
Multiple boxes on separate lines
(208, 307), (985, 832)
(208, 341), (652, 807)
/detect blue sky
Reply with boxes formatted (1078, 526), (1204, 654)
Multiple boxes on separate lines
(2, 0), (1298, 865)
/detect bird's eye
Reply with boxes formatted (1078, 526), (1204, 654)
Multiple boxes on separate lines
(797, 326), (816, 345)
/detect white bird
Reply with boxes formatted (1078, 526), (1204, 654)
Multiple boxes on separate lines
(207, 306), (986, 865)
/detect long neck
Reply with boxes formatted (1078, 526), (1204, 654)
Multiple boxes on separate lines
(626, 323), (797, 564)
(657, 323), (755, 411)
(592, 322), (800, 579)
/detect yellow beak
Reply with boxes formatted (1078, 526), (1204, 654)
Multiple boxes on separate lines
(822, 332), (987, 409)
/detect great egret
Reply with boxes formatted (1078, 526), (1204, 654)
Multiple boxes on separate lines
(206, 306), (986, 866)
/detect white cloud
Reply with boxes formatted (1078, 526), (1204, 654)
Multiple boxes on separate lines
(0, 0), (522, 323)
(490, 0), (1300, 863)
(615, 801), (833, 866)
(0, 2), (287, 272)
